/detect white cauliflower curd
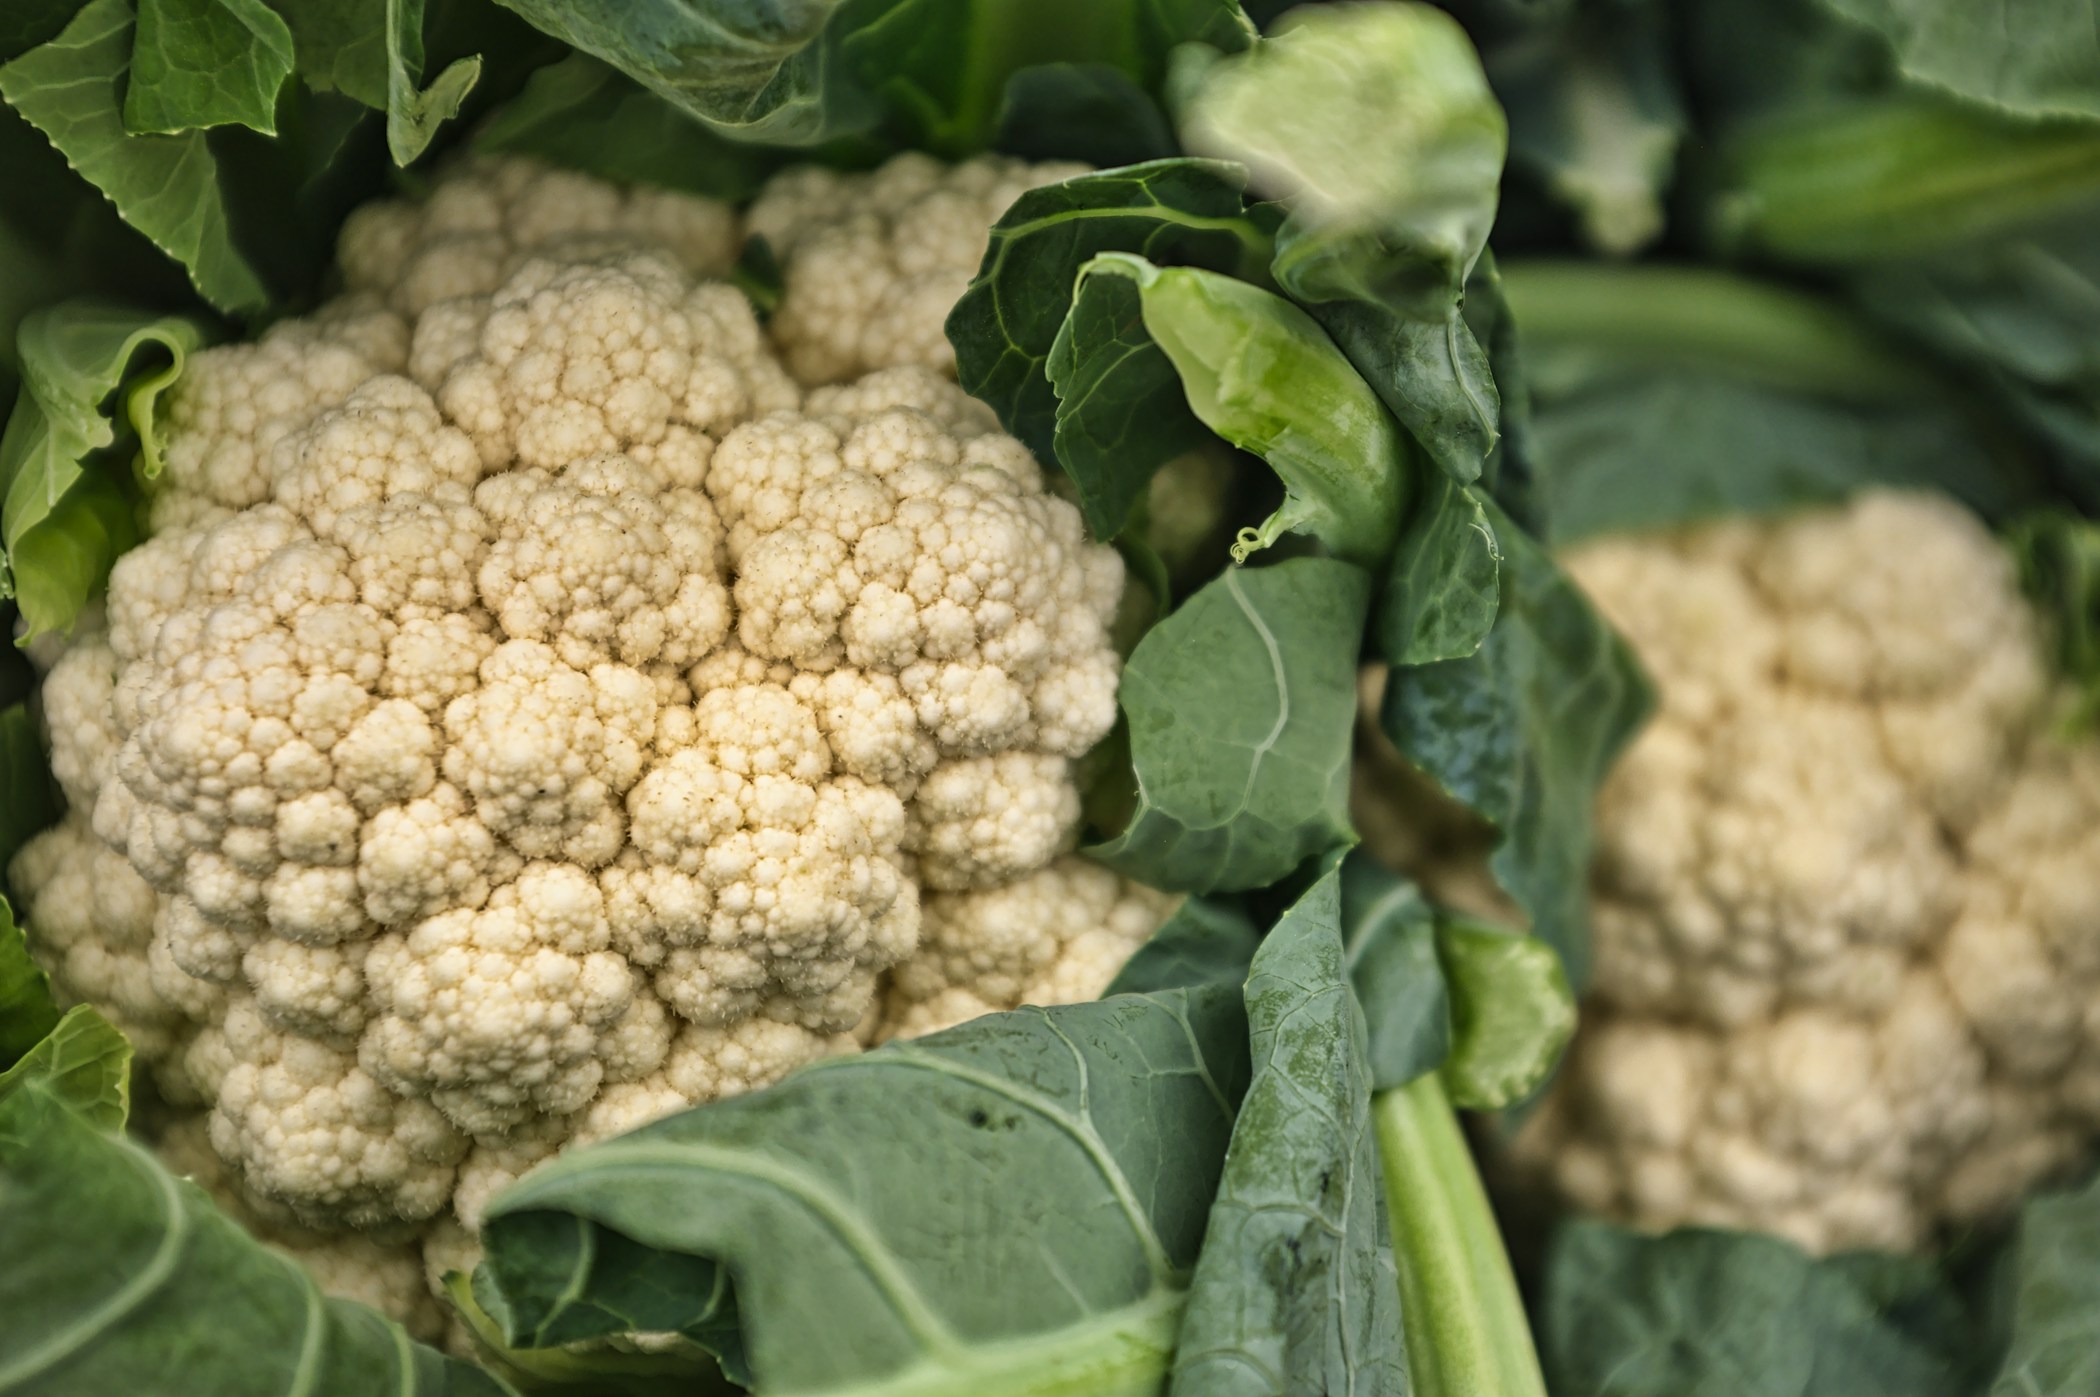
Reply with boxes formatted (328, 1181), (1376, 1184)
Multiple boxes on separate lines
(1500, 489), (2100, 1254)
(15, 154), (1170, 1331)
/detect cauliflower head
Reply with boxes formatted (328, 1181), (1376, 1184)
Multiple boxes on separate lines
(14, 156), (1165, 1312)
(1504, 489), (2100, 1253)
(747, 151), (1087, 386)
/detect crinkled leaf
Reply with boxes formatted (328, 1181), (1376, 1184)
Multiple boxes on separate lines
(124, 0), (295, 136)
(1105, 895), (1261, 996)
(0, 1004), (130, 1131)
(1820, 0), (2100, 123)
(0, 302), (205, 639)
(1987, 1171), (2100, 1396)
(0, 0), (270, 312)
(1433, 918), (1573, 1110)
(478, 988), (1251, 1395)
(450, 1266), (747, 1392)
(1378, 500), (1652, 984)
(1070, 254), (1412, 566)
(950, 158), (1278, 466)
(1300, 295), (1500, 487)
(1169, 867), (1409, 1396)
(0, 1083), (502, 1395)
(1539, 1221), (1974, 1397)
(994, 62), (1177, 168)
(474, 53), (787, 200)
(1090, 557), (1369, 894)
(1377, 470), (1499, 666)
(1338, 856), (1449, 1093)
(0, 895), (60, 1069)
(1504, 262), (2047, 541)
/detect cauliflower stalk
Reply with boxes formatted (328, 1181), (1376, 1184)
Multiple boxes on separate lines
(1497, 490), (2100, 1254)
(15, 153), (1170, 1331)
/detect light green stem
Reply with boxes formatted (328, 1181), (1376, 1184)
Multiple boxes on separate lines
(1374, 1074), (1547, 1397)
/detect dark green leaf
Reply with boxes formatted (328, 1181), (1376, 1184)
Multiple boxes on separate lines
(1339, 856), (1449, 1093)
(273, 0), (387, 107)
(1377, 470), (1499, 666)
(0, 0), (81, 65)
(0, 0), (270, 312)
(0, 302), (205, 638)
(1067, 254), (1413, 567)
(1104, 894), (1261, 996)
(0, 1004), (130, 1130)
(1169, 867), (1409, 1395)
(478, 988), (1251, 1394)
(1433, 918), (1573, 1110)
(2012, 511), (2100, 721)
(1539, 1221), (1973, 1397)
(0, 702), (58, 875)
(0, 895), (61, 1069)
(1046, 258), (1217, 540)
(1987, 1171), (2100, 1395)
(1501, 260), (2045, 540)
(949, 158), (1277, 465)
(124, 0), (295, 136)
(1301, 295), (1500, 487)
(994, 62), (1176, 168)
(1378, 501), (1652, 984)
(474, 52), (787, 200)
(0, 1083), (500, 1395)
(1090, 557), (1369, 894)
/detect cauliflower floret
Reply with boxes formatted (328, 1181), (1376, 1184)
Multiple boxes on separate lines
(882, 858), (1177, 1038)
(24, 153), (1133, 1304)
(1505, 489), (2100, 1253)
(749, 152), (1087, 386)
(338, 155), (744, 318)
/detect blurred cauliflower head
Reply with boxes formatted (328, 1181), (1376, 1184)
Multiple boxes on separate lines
(13, 158), (1154, 1260)
(1505, 489), (2100, 1254)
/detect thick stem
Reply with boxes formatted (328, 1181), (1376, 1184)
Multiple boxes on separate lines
(1374, 1073), (1547, 1397)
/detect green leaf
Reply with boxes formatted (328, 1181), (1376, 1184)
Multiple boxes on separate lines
(1374, 1072), (1547, 1397)
(1539, 1221), (1973, 1397)
(1819, 0), (2100, 123)
(474, 52), (788, 200)
(124, 0), (295, 136)
(1432, 918), (1573, 1110)
(478, 988), (1252, 1395)
(1090, 558), (1369, 894)
(1377, 470), (1499, 666)
(0, 1082), (503, 1395)
(383, 0), (479, 164)
(1047, 257), (1220, 541)
(1378, 501), (1653, 984)
(0, 302), (205, 639)
(1069, 254), (1413, 567)
(1501, 261), (2048, 541)
(1169, 867), (1410, 1395)
(949, 158), (1278, 468)
(272, 0), (387, 107)
(0, 895), (60, 1069)
(1172, 3), (1508, 483)
(0, 1004), (130, 1130)
(1104, 895), (1261, 996)
(1339, 856), (1449, 1093)
(994, 62), (1177, 168)
(1987, 1171), (2100, 1396)
(0, 0), (270, 313)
